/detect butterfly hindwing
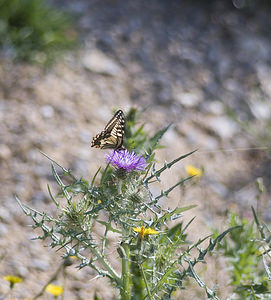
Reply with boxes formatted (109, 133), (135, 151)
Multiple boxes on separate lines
(91, 110), (125, 150)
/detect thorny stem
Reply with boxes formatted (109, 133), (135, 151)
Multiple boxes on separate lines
(117, 172), (131, 298)
(120, 228), (131, 300)
(88, 241), (121, 284)
(102, 225), (109, 255)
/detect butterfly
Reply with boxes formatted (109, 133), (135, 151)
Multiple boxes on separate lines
(91, 110), (125, 150)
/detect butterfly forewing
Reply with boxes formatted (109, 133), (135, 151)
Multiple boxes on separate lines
(91, 110), (125, 150)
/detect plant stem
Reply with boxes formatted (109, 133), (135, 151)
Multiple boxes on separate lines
(120, 224), (131, 300)
(130, 255), (145, 300)
(140, 263), (152, 300)
(84, 241), (121, 284)
(120, 242), (131, 300)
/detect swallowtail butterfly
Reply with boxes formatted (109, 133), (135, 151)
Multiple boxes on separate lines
(91, 110), (125, 150)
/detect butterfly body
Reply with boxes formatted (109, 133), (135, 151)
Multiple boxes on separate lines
(91, 110), (125, 150)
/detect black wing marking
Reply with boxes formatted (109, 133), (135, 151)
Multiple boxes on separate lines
(91, 110), (125, 150)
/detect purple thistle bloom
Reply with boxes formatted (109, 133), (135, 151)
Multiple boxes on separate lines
(105, 150), (147, 172)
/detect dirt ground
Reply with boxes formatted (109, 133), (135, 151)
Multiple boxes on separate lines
(0, 1), (271, 299)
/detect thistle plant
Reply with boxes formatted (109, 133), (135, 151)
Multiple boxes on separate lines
(17, 108), (239, 299)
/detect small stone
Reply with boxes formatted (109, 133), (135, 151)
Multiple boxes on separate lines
(0, 207), (11, 224)
(41, 105), (54, 119)
(32, 259), (50, 271)
(209, 181), (229, 198)
(81, 50), (122, 76)
(182, 124), (219, 150)
(0, 223), (8, 236)
(205, 116), (239, 139)
(14, 264), (29, 277)
(202, 101), (224, 115)
(175, 91), (202, 108)
(0, 144), (12, 160)
(153, 76), (172, 104)
(248, 99), (271, 120)
(257, 64), (271, 98)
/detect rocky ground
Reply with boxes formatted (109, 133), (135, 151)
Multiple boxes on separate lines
(0, 0), (271, 299)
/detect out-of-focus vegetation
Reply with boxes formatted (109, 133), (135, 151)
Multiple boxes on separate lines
(213, 212), (270, 299)
(0, 0), (77, 64)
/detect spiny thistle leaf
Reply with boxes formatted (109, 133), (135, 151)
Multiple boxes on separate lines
(144, 149), (197, 184)
(207, 225), (241, 253)
(154, 205), (196, 226)
(47, 184), (60, 208)
(155, 176), (193, 200)
(185, 259), (220, 300)
(252, 206), (265, 239)
(51, 163), (71, 203)
(144, 124), (172, 162)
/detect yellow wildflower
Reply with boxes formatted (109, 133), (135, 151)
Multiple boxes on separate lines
(97, 200), (102, 204)
(3, 275), (22, 289)
(185, 165), (202, 177)
(133, 226), (158, 239)
(46, 284), (63, 296)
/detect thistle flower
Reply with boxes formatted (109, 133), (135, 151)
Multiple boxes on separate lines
(185, 165), (202, 177)
(46, 284), (63, 296)
(3, 275), (22, 289)
(105, 150), (146, 172)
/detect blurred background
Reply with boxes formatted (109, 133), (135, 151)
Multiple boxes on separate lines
(0, 0), (271, 298)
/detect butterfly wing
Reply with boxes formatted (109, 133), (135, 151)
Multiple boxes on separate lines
(91, 110), (125, 150)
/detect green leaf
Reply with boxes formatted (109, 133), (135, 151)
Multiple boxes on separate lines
(167, 222), (184, 240)
(91, 166), (101, 187)
(100, 164), (112, 185)
(47, 184), (60, 208)
(149, 264), (177, 298)
(154, 205), (196, 226)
